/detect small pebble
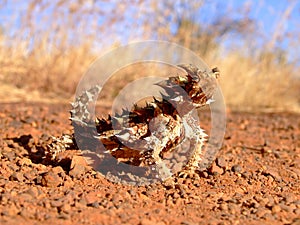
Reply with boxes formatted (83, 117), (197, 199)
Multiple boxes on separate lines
(231, 165), (242, 173)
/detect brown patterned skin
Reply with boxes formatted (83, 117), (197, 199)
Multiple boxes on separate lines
(46, 64), (219, 182)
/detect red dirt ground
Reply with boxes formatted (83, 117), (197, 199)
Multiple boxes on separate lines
(0, 102), (299, 225)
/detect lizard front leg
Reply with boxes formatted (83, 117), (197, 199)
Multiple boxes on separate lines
(179, 112), (207, 178)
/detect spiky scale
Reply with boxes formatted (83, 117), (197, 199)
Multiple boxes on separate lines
(45, 64), (219, 182)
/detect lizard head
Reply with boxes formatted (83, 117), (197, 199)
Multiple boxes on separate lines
(157, 64), (220, 108)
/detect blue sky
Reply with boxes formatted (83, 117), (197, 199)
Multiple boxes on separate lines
(0, 1), (299, 63)
(197, 1), (299, 52)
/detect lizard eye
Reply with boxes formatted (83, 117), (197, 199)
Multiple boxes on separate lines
(212, 67), (220, 78)
(193, 76), (200, 82)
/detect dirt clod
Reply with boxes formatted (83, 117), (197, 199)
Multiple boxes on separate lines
(41, 170), (63, 187)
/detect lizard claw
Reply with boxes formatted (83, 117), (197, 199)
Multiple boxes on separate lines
(178, 167), (199, 179)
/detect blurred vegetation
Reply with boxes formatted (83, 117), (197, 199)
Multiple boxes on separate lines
(0, 0), (299, 112)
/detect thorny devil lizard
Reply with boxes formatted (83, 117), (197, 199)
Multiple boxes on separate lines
(45, 64), (220, 185)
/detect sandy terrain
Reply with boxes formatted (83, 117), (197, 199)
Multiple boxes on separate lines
(0, 102), (299, 225)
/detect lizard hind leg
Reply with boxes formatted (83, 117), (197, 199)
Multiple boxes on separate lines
(45, 85), (102, 161)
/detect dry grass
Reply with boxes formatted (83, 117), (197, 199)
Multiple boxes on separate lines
(0, 33), (95, 98)
(214, 54), (299, 112)
(0, 1), (299, 112)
